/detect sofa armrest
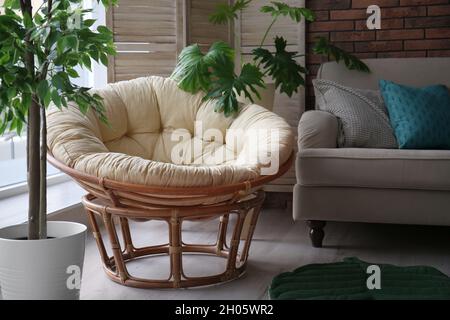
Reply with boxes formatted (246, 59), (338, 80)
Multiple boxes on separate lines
(298, 111), (339, 149)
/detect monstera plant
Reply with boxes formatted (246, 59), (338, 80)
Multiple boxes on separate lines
(171, 0), (369, 116)
(0, 0), (116, 299)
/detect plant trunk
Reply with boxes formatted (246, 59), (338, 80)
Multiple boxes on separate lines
(20, 0), (42, 240)
(39, 107), (47, 239)
(28, 98), (41, 240)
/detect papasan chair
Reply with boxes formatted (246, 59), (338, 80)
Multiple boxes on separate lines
(47, 76), (294, 288)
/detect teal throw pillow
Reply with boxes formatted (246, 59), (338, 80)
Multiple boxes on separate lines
(379, 80), (450, 149)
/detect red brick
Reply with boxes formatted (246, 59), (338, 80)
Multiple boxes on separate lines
(355, 18), (404, 30)
(383, 6), (427, 18)
(353, 52), (377, 59)
(352, 0), (399, 8)
(333, 42), (355, 52)
(428, 49), (450, 57)
(377, 29), (424, 40)
(428, 5), (450, 16)
(404, 39), (450, 50)
(306, 0), (351, 10)
(331, 31), (376, 42)
(405, 16), (450, 28)
(406, 51), (427, 57)
(307, 32), (329, 43)
(330, 9), (366, 20)
(313, 11), (329, 21)
(426, 28), (450, 39)
(355, 40), (403, 52)
(377, 50), (426, 57)
(309, 21), (354, 32)
(400, 0), (447, 5)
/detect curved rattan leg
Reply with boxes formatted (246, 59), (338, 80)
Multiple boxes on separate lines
(103, 212), (130, 283)
(216, 214), (229, 252)
(119, 217), (135, 256)
(224, 210), (246, 279)
(169, 214), (183, 288)
(240, 202), (263, 263)
(86, 208), (111, 269)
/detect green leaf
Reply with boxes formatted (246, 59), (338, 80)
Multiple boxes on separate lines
(81, 54), (92, 71)
(100, 0), (118, 8)
(0, 52), (10, 65)
(83, 19), (96, 28)
(6, 87), (16, 100)
(21, 82), (33, 94)
(21, 93), (31, 111)
(51, 89), (62, 108)
(99, 53), (109, 66)
(97, 25), (112, 35)
(66, 68), (80, 78)
(171, 42), (235, 94)
(23, 12), (33, 28)
(205, 57), (265, 117)
(171, 44), (210, 93)
(3, 0), (21, 10)
(209, 0), (252, 25)
(37, 80), (49, 103)
(204, 41), (234, 64)
(260, 1), (315, 23)
(57, 35), (79, 55)
(3, 73), (15, 85)
(253, 36), (306, 97)
(312, 37), (370, 73)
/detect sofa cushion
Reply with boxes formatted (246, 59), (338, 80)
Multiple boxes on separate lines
(313, 79), (397, 148)
(379, 80), (450, 149)
(298, 148), (450, 191)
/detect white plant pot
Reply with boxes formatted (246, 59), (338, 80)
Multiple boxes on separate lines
(0, 221), (87, 300)
(238, 83), (276, 111)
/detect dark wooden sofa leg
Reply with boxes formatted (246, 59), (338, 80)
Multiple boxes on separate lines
(307, 220), (326, 248)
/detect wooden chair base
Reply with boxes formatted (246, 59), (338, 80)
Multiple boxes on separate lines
(82, 190), (265, 289)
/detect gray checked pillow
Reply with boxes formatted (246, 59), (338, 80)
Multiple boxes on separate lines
(313, 79), (398, 148)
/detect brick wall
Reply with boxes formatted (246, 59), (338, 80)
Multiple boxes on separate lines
(305, 0), (450, 110)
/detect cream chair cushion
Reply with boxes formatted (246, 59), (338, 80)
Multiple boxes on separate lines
(47, 76), (294, 188)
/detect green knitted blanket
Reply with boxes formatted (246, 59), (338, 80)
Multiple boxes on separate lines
(269, 257), (450, 300)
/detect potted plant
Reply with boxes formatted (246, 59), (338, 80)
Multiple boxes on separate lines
(171, 0), (369, 116)
(0, 0), (116, 299)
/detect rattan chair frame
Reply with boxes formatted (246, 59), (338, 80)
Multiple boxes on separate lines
(47, 152), (294, 288)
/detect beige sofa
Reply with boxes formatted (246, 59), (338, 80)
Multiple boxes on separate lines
(294, 57), (450, 247)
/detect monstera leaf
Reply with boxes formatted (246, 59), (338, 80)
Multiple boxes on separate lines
(205, 57), (265, 117)
(270, 257), (450, 300)
(253, 36), (306, 97)
(313, 37), (370, 72)
(209, 0), (252, 24)
(260, 1), (315, 22)
(171, 42), (234, 93)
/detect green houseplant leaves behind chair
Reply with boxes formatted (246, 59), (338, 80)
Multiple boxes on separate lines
(0, 0), (117, 300)
(171, 0), (370, 116)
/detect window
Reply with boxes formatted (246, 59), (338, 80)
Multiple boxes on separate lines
(0, 133), (59, 189)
